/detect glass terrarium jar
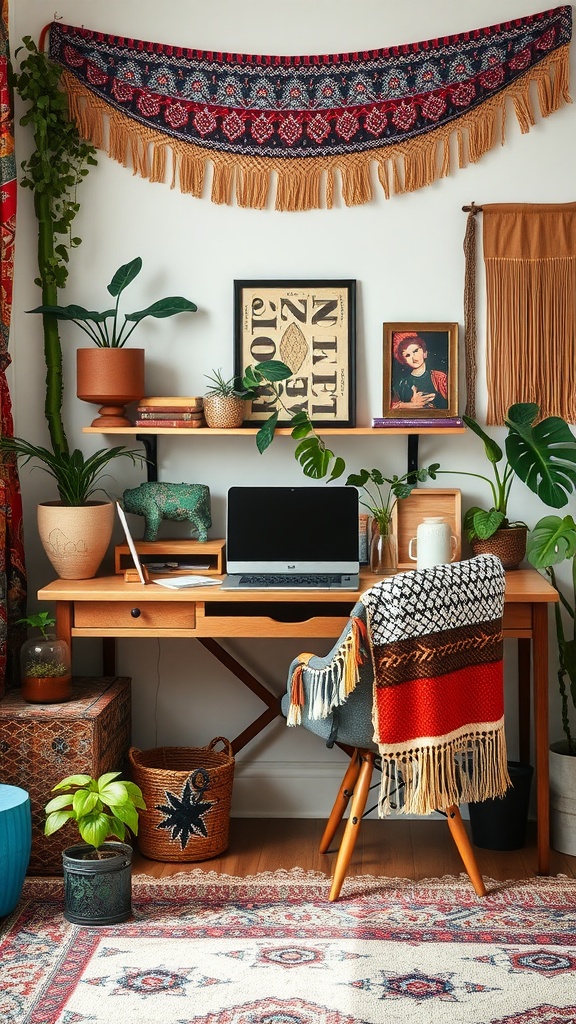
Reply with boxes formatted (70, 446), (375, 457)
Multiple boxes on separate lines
(20, 635), (72, 704)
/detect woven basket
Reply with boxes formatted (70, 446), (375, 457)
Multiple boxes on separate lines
(128, 738), (235, 862)
(471, 525), (527, 570)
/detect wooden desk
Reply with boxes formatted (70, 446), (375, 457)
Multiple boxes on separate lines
(38, 567), (557, 874)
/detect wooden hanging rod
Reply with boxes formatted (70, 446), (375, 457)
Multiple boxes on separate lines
(462, 202), (484, 214)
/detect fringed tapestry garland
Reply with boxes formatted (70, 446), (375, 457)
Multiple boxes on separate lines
(46, 7), (572, 211)
(464, 202), (576, 424)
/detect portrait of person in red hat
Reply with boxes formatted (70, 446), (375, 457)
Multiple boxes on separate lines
(390, 330), (449, 410)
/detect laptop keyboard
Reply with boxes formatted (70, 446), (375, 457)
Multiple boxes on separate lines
(237, 573), (347, 589)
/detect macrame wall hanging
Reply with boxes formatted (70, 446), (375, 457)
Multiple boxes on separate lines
(463, 202), (576, 424)
(44, 6), (572, 212)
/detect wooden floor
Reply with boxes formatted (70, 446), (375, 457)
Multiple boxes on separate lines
(132, 818), (576, 881)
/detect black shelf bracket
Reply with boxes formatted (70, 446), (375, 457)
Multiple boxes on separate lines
(407, 435), (419, 480)
(136, 434), (158, 482)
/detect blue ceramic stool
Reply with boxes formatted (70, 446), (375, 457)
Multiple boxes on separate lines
(0, 784), (32, 916)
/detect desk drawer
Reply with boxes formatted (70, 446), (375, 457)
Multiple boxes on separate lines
(502, 603), (532, 633)
(75, 602), (196, 630)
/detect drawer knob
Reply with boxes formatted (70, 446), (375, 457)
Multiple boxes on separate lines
(130, 608), (141, 618)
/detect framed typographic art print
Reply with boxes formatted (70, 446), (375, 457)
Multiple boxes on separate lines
(382, 322), (459, 420)
(234, 280), (356, 426)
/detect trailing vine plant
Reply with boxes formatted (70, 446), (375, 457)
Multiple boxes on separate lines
(12, 36), (97, 455)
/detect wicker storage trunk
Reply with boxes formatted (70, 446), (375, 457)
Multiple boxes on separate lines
(0, 676), (132, 875)
(129, 738), (235, 862)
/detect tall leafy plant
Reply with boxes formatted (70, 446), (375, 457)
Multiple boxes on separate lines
(12, 36), (97, 454)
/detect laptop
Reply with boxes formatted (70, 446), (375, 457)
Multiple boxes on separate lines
(221, 485), (360, 590)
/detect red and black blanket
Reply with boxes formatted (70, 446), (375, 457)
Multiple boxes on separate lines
(288, 554), (509, 815)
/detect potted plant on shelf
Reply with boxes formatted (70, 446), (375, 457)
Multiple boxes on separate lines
(526, 513), (576, 855)
(345, 463), (440, 573)
(28, 256), (198, 428)
(442, 403), (576, 568)
(0, 436), (145, 579)
(44, 770), (146, 924)
(17, 611), (71, 704)
(203, 368), (251, 428)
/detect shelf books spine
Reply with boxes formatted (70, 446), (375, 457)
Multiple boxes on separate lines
(371, 417), (464, 428)
(139, 397), (203, 409)
(136, 410), (204, 419)
(134, 418), (206, 428)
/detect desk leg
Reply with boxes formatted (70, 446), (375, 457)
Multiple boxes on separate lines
(533, 603), (550, 875)
(55, 601), (72, 648)
(518, 638), (531, 765)
(197, 638), (283, 754)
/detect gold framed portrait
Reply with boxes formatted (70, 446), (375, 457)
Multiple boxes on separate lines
(382, 321), (459, 419)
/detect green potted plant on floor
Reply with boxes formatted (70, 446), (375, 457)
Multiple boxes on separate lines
(44, 770), (146, 924)
(526, 513), (576, 855)
(442, 403), (576, 568)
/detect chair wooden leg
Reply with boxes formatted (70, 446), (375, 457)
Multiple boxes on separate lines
(319, 750), (362, 854)
(329, 750), (375, 902)
(445, 804), (487, 897)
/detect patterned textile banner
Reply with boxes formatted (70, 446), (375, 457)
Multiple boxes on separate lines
(47, 6), (572, 211)
(1, 0), (27, 694)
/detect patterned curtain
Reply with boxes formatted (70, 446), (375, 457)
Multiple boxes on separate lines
(1, 0), (27, 694)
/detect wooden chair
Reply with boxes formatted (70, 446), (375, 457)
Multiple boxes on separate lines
(282, 556), (507, 902)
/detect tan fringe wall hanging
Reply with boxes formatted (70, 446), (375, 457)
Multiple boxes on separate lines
(464, 203), (576, 424)
(43, 7), (572, 211)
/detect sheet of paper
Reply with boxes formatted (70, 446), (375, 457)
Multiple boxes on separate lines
(153, 575), (223, 589)
(116, 502), (146, 584)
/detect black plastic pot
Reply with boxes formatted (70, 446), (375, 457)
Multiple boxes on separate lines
(468, 761), (533, 851)
(62, 841), (132, 925)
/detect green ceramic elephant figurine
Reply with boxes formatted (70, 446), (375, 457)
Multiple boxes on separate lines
(122, 482), (212, 541)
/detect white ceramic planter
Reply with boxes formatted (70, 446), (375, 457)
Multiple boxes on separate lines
(549, 739), (576, 856)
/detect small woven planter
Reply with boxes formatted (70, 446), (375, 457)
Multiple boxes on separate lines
(128, 738), (235, 862)
(470, 525), (527, 570)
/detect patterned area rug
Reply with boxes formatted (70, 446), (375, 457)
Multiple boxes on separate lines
(1, 870), (576, 1023)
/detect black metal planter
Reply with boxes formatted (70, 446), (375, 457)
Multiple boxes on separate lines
(62, 841), (133, 925)
(468, 761), (534, 851)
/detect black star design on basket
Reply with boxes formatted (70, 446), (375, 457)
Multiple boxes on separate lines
(156, 770), (214, 849)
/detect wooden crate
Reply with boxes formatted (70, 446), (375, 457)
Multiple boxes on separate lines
(0, 676), (131, 875)
(115, 538), (225, 576)
(392, 488), (462, 568)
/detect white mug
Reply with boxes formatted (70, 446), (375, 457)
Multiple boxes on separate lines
(408, 516), (457, 570)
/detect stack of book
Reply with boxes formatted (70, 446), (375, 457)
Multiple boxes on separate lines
(134, 397), (205, 428)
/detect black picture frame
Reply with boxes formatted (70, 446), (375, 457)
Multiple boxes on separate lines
(234, 279), (356, 426)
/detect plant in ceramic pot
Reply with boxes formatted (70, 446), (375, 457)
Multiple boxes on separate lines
(17, 611), (71, 704)
(526, 513), (576, 855)
(44, 770), (146, 924)
(346, 463), (440, 573)
(28, 256), (198, 427)
(0, 436), (145, 579)
(442, 403), (576, 568)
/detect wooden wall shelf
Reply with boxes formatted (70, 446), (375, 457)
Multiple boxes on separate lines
(83, 425), (466, 436)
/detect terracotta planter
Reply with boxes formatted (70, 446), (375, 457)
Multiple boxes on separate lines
(37, 501), (115, 580)
(470, 525), (527, 569)
(77, 348), (145, 427)
(203, 394), (249, 428)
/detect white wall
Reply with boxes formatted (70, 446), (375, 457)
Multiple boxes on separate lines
(9, 0), (576, 816)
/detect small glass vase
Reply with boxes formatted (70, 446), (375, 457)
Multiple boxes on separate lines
(369, 518), (398, 574)
(20, 634), (72, 704)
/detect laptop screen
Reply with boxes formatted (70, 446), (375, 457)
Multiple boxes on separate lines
(226, 486), (359, 574)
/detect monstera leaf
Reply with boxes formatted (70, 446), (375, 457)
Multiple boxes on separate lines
(505, 404), (576, 508)
(526, 514), (576, 570)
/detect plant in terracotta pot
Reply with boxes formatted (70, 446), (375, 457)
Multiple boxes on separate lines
(28, 256), (198, 427)
(44, 770), (146, 924)
(346, 463), (440, 573)
(17, 610), (71, 704)
(526, 513), (576, 854)
(0, 436), (145, 579)
(441, 403), (576, 569)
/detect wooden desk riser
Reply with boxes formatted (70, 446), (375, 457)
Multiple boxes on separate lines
(38, 567), (557, 875)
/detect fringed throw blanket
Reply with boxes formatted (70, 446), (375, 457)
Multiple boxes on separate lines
(288, 554), (509, 816)
(46, 7), (571, 211)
